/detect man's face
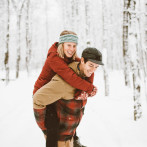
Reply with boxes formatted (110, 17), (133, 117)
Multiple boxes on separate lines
(81, 57), (99, 77)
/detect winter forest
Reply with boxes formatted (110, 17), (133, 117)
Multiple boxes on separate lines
(0, 0), (147, 147)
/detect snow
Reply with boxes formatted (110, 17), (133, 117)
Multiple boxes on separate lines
(0, 70), (147, 147)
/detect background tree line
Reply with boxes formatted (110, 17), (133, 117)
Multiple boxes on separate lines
(0, 0), (147, 120)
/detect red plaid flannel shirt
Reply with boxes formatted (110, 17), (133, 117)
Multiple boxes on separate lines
(34, 108), (47, 135)
(33, 55), (94, 136)
(56, 99), (87, 141)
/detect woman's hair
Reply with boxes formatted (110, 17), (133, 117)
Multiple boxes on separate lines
(57, 30), (78, 60)
(60, 30), (77, 36)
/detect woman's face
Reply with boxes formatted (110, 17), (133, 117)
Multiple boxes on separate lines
(63, 42), (77, 58)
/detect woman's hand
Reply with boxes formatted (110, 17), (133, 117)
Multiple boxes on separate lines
(74, 91), (88, 100)
(89, 86), (97, 97)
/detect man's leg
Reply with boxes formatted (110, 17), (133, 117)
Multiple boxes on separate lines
(45, 102), (59, 147)
(74, 108), (86, 147)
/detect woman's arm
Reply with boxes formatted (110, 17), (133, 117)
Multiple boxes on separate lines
(48, 53), (94, 94)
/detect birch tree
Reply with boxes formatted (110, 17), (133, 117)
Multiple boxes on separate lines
(71, 0), (76, 30)
(4, 0), (10, 84)
(102, 0), (109, 96)
(145, 1), (147, 101)
(25, 0), (31, 74)
(85, 0), (91, 46)
(137, 0), (147, 100)
(123, 0), (131, 86)
(45, 0), (49, 50)
(78, 0), (86, 52)
(63, 0), (79, 32)
(11, 0), (26, 78)
(129, 0), (142, 120)
(61, 0), (72, 29)
(144, 2), (147, 75)
(143, 1), (147, 101)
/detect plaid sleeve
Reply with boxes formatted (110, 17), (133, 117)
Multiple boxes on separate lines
(74, 73), (94, 98)
(34, 108), (47, 135)
(74, 90), (82, 97)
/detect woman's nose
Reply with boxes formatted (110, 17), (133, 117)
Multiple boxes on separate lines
(70, 46), (75, 51)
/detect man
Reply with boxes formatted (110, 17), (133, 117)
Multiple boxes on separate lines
(33, 47), (104, 147)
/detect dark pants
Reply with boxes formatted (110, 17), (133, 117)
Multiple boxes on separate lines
(45, 102), (79, 147)
(45, 102), (59, 147)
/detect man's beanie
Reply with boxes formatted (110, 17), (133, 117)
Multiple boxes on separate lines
(82, 47), (104, 65)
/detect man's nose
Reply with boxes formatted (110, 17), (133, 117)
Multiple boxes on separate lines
(90, 67), (96, 73)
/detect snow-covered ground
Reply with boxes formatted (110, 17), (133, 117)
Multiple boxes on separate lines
(0, 69), (147, 147)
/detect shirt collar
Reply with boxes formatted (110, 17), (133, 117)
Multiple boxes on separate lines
(77, 63), (86, 78)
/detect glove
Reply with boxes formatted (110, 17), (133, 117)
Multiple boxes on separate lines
(74, 91), (88, 100)
(89, 86), (97, 97)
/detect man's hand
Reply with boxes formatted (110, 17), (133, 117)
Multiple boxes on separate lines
(74, 91), (88, 100)
(88, 86), (97, 97)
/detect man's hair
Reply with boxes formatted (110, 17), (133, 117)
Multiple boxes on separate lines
(57, 30), (78, 60)
(83, 57), (89, 63)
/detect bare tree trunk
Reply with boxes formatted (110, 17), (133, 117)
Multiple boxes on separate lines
(129, 0), (142, 120)
(137, 0), (147, 102)
(25, 0), (31, 74)
(16, 13), (21, 78)
(145, 2), (147, 101)
(78, 0), (86, 53)
(123, 0), (131, 86)
(4, 0), (10, 84)
(70, 0), (79, 31)
(11, 0), (25, 78)
(102, 0), (109, 96)
(144, 2), (147, 73)
(71, 0), (75, 30)
(61, 0), (68, 29)
(45, 0), (49, 50)
(146, 2), (147, 49)
(85, 0), (91, 46)
(61, 0), (72, 29)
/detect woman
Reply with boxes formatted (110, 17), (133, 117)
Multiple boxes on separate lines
(33, 30), (96, 147)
